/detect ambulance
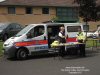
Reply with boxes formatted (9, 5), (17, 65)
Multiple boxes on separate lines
(3, 23), (86, 59)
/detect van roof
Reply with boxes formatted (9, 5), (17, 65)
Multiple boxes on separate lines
(29, 23), (82, 26)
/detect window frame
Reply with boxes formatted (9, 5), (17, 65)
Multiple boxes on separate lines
(25, 7), (33, 14)
(42, 7), (49, 14)
(8, 7), (16, 14)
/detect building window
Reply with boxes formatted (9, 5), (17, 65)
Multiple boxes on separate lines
(42, 7), (49, 14)
(56, 7), (79, 22)
(25, 7), (32, 14)
(8, 7), (16, 14)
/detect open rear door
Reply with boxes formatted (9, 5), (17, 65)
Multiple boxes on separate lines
(47, 24), (64, 48)
(66, 25), (81, 42)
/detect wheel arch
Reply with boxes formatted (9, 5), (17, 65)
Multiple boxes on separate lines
(16, 47), (29, 54)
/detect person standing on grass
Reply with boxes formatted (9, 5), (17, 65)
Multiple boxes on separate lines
(76, 28), (86, 57)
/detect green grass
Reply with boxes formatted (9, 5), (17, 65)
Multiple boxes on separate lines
(0, 41), (3, 56)
(0, 38), (100, 57)
(86, 38), (100, 48)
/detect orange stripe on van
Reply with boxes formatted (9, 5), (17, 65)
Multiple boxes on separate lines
(15, 40), (48, 47)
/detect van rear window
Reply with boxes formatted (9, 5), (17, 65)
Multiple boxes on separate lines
(67, 26), (81, 32)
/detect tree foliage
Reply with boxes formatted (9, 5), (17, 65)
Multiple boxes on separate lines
(74, 0), (98, 22)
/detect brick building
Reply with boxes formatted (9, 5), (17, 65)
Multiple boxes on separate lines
(0, 0), (100, 31)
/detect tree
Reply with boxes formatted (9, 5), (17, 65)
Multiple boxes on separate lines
(51, 17), (59, 22)
(74, 0), (97, 22)
(74, 0), (98, 41)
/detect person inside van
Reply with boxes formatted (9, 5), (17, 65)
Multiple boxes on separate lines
(48, 28), (53, 48)
(58, 26), (66, 57)
(38, 28), (44, 36)
(76, 28), (86, 57)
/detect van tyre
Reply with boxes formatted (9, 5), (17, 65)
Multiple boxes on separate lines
(16, 49), (28, 60)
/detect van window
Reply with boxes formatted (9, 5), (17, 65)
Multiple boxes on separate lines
(67, 26), (81, 32)
(27, 28), (34, 38)
(15, 25), (32, 37)
(34, 26), (44, 37)
(83, 25), (89, 32)
(26, 25), (44, 38)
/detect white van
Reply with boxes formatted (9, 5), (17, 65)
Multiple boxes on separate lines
(3, 23), (85, 59)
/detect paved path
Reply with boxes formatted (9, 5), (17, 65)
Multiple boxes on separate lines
(0, 48), (100, 75)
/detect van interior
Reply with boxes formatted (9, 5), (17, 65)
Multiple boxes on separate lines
(47, 24), (64, 48)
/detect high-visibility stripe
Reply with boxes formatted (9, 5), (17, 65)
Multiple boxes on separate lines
(15, 40), (48, 47)
(66, 37), (77, 42)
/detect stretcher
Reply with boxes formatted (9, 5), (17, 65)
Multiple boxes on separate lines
(50, 41), (85, 59)
(51, 41), (85, 48)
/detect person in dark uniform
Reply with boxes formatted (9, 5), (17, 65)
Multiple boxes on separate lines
(48, 28), (53, 48)
(58, 26), (66, 57)
(76, 28), (86, 57)
(38, 28), (44, 36)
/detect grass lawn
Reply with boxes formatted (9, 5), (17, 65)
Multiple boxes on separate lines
(86, 38), (100, 48)
(0, 41), (3, 56)
(0, 38), (100, 57)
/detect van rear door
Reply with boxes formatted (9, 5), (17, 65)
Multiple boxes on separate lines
(66, 25), (81, 42)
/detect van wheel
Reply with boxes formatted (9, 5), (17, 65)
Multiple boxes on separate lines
(16, 49), (28, 60)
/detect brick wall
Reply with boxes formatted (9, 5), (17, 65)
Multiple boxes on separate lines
(0, 6), (56, 25)
(0, 6), (99, 31)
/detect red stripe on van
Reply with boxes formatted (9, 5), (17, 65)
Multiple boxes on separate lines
(66, 37), (77, 42)
(38, 40), (48, 44)
(15, 40), (48, 47)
